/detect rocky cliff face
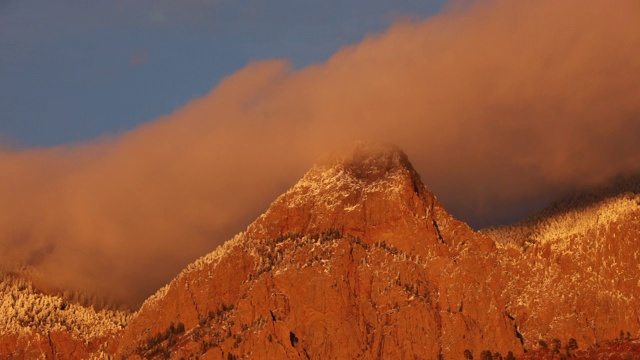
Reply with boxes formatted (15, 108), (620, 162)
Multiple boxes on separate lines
(114, 144), (525, 360)
(2, 144), (638, 359)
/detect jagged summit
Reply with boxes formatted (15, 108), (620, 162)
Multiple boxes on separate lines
(322, 143), (421, 186)
(246, 143), (448, 255)
(323, 143), (430, 201)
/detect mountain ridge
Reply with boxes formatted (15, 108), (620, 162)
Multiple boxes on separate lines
(246, 143), (456, 255)
(1, 144), (639, 359)
(113, 144), (522, 359)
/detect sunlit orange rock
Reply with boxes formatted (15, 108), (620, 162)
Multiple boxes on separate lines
(115, 144), (524, 359)
(3, 144), (639, 359)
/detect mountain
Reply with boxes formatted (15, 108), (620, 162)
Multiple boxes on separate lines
(113, 144), (525, 359)
(0, 268), (129, 359)
(1, 144), (639, 359)
(482, 181), (640, 350)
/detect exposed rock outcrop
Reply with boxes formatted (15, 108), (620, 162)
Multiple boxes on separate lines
(3, 144), (639, 359)
(115, 144), (524, 360)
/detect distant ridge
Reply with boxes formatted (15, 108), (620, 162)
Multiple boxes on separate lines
(482, 173), (640, 249)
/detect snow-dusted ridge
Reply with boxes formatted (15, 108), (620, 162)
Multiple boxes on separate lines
(484, 192), (640, 251)
(135, 232), (246, 316)
(0, 275), (129, 340)
(280, 161), (408, 211)
(248, 143), (428, 238)
(137, 144), (423, 314)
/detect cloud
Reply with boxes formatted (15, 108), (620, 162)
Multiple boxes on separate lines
(1, 0), (639, 307)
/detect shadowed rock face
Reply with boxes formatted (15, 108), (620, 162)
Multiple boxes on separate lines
(3, 144), (639, 359)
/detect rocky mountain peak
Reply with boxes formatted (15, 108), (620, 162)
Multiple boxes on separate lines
(77, 144), (639, 360)
(3, 144), (639, 360)
(333, 143), (420, 186)
(246, 143), (445, 255)
(112, 145), (519, 360)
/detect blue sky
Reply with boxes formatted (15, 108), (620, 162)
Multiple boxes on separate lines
(0, 0), (445, 147)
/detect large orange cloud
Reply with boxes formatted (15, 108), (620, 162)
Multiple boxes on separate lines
(1, 0), (639, 307)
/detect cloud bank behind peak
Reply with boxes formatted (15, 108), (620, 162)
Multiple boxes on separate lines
(1, 0), (639, 306)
